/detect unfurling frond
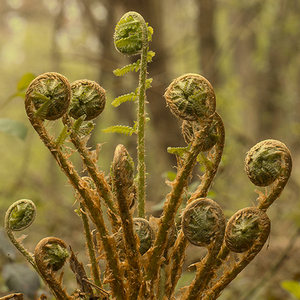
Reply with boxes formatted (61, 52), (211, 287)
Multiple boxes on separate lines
(102, 125), (137, 136)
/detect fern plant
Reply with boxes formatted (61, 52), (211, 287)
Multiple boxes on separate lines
(3, 11), (292, 300)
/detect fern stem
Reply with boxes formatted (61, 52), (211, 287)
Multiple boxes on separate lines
(145, 118), (213, 285)
(79, 203), (102, 290)
(24, 102), (127, 300)
(63, 115), (120, 231)
(136, 21), (149, 218)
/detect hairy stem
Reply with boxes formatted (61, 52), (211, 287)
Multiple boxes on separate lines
(25, 102), (127, 299)
(164, 113), (225, 298)
(137, 20), (149, 218)
(79, 203), (102, 290)
(63, 115), (120, 230)
(145, 118), (213, 289)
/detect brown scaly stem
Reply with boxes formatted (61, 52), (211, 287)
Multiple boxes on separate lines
(188, 112), (225, 203)
(202, 237), (270, 299)
(143, 117), (214, 297)
(62, 114), (120, 231)
(112, 144), (142, 299)
(24, 100), (127, 299)
(79, 203), (103, 290)
(164, 113), (225, 298)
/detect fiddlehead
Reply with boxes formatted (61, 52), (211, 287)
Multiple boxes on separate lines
(225, 207), (270, 253)
(114, 11), (149, 56)
(25, 72), (71, 120)
(180, 198), (226, 300)
(4, 199), (37, 270)
(115, 218), (155, 261)
(181, 198), (225, 248)
(245, 139), (292, 211)
(34, 237), (72, 300)
(144, 74), (217, 296)
(202, 208), (271, 300)
(245, 139), (291, 187)
(164, 73), (216, 121)
(69, 79), (106, 121)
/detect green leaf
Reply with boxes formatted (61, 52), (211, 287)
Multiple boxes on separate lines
(113, 51), (155, 77)
(0, 118), (28, 140)
(112, 92), (138, 107)
(17, 73), (35, 91)
(111, 79), (152, 107)
(281, 280), (300, 299)
(147, 26), (154, 42)
(55, 125), (70, 146)
(113, 63), (140, 76)
(197, 153), (214, 170)
(167, 146), (190, 157)
(147, 50), (155, 62)
(102, 125), (137, 136)
(145, 78), (153, 89)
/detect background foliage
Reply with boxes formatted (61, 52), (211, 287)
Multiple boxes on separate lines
(0, 0), (300, 299)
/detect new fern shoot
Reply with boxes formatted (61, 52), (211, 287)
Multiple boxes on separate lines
(3, 11), (293, 300)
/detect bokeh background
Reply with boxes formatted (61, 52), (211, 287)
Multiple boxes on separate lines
(1, 0), (300, 299)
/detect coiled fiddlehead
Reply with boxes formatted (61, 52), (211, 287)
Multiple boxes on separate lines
(114, 11), (148, 56)
(25, 72), (71, 120)
(6, 199), (36, 231)
(245, 139), (292, 211)
(34, 237), (72, 300)
(202, 207), (271, 300)
(115, 218), (155, 260)
(164, 73), (216, 121)
(181, 198), (225, 248)
(4, 199), (37, 270)
(225, 207), (270, 253)
(69, 79), (106, 121)
(181, 198), (226, 300)
(245, 139), (292, 187)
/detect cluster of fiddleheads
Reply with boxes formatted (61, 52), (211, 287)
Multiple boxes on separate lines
(3, 10), (293, 300)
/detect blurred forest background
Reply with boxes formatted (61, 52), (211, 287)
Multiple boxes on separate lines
(0, 0), (300, 299)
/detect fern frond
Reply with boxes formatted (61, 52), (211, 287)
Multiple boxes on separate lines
(113, 51), (156, 77)
(56, 125), (70, 146)
(111, 92), (138, 107)
(145, 78), (153, 90)
(197, 152), (214, 171)
(147, 50), (155, 62)
(102, 125), (137, 136)
(113, 63), (140, 76)
(147, 26), (154, 42)
(72, 115), (86, 133)
(167, 145), (190, 157)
